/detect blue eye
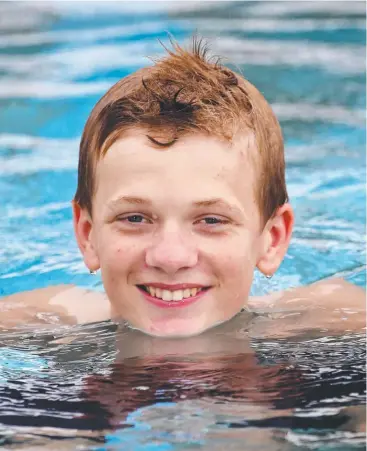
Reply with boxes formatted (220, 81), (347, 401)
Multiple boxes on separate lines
(115, 214), (152, 228)
(203, 217), (222, 224)
(117, 214), (146, 224)
(126, 215), (144, 223)
(199, 217), (229, 226)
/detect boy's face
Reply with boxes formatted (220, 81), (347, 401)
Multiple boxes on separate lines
(75, 129), (289, 337)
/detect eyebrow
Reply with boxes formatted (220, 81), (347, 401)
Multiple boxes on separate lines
(193, 198), (244, 216)
(107, 196), (152, 210)
(108, 196), (242, 215)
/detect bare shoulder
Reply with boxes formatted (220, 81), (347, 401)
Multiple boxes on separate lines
(250, 278), (365, 309)
(0, 285), (111, 329)
(249, 278), (365, 335)
(289, 278), (365, 310)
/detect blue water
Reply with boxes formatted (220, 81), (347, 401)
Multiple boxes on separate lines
(0, 2), (365, 450)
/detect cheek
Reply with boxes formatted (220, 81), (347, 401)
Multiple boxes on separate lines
(206, 233), (258, 286)
(97, 232), (142, 272)
(220, 253), (254, 285)
(210, 232), (257, 266)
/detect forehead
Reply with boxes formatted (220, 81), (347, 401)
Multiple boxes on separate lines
(94, 130), (258, 212)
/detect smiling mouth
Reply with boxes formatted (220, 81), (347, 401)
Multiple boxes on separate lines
(137, 285), (210, 302)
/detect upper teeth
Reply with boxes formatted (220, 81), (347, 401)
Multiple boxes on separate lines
(145, 286), (201, 301)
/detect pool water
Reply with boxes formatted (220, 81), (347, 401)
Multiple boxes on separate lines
(0, 2), (365, 450)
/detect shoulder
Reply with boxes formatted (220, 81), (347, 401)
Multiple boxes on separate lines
(248, 278), (365, 335)
(1, 285), (111, 329)
(285, 278), (365, 310)
(250, 278), (365, 309)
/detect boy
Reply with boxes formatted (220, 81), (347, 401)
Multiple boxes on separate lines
(1, 39), (365, 337)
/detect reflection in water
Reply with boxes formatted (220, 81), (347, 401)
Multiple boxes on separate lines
(0, 321), (365, 449)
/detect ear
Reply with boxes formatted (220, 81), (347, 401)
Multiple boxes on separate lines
(72, 201), (100, 272)
(256, 203), (294, 277)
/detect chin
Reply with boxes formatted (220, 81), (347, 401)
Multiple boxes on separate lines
(133, 314), (233, 338)
(135, 318), (212, 338)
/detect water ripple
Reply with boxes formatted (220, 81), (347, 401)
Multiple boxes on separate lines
(211, 36), (365, 74)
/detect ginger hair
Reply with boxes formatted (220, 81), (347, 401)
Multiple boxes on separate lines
(74, 37), (288, 223)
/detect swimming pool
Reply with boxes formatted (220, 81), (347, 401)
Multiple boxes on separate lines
(0, 1), (365, 449)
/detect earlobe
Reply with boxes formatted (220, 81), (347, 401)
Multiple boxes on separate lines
(256, 203), (294, 277)
(72, 201), (100, 272)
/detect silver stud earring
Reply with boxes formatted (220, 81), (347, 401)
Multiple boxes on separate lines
(89, 270), (97, 275)
(265, 274), (273, 280)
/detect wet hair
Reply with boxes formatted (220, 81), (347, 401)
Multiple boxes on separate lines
(74, 36), (288, 223)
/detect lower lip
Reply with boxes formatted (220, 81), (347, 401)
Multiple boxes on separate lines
(138, 287), (209, 309)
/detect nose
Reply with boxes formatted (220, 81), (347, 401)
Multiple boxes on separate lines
(145, 225), (198, 274)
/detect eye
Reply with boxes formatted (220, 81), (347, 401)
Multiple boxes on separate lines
(126, 215), (144, 223)
(117, 214), (151, 224)
(203, 217), (222, 225)
(197, 216), (229, 226)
